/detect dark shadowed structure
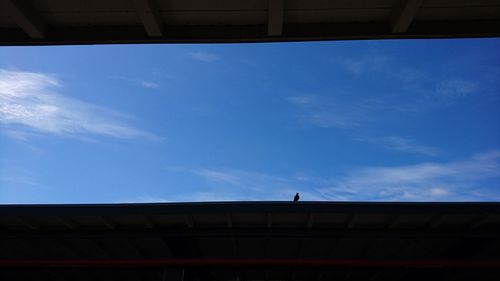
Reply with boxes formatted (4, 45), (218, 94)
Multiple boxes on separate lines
(1, 0), (500, 45)
(1, 2), (500, 280)
(1, 202), (500, 280)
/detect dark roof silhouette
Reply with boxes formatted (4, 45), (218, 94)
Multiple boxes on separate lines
(1, 0), (500, 46)
(1, 201), (499, 280)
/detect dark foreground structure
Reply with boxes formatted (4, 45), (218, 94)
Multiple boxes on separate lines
(1, 202), (500, 280)
(2, 2), (500, 280)
(1, 0), (500, 45)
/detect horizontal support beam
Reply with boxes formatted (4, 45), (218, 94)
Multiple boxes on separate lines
(0, 20), (499, 46)
(268, 0), (284, 36)
(1, 259), (500, 269)
(132, 0), (163, 37)
(2, 228), (498, 239)
(4, 0), (46, 39)
(2, 202), (500, 216)
(390, 0), (423, 33)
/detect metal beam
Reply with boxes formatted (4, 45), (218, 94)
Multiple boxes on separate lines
(140, 215), (155, 229)
(428, 214), (445, 229)
(100, 216), (116, 229)
(347, 215), (357, 229)
(267, 0), (284, 36)
(90, 240), (114, 259)
(306, 214), (314, 228)
(1, 259), (500, 269)
(231, 237), (239, 258)
(54, 239), (83, 259)
(343, 271), (353, 281)
(59, 218), (78, 230)
(15, 216), (39, 229)
(185, 215), (195, 228)
(387, 215), (401, 229)
(267, 213), (273, 228)
(296, 237), (306, 258)
(3, 227), (498, 239)
(390, 0), (423, 33)
(131, 0), (164, 37)
(157, 238), (174, 258)
(2, 202), (500, 218)
(124, 239), (145, 259)
(471, 215), (490, 228)
(1, 20), (500, 46)
(226, 214), (233, 228)
(4, 0), (46, 39)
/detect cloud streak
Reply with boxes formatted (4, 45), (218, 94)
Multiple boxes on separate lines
(362, 136), (438, 156)
(140, 80), (159, 89)
(0, 69), (155, 140)
(436, 78), (477, 98)
(320, 150), (500, 201)
(188, 51), (220, 63)
(338, 55), (389, 75)
(286, 95), (373, 129)
(164, 151), (500, 202)
(337, 54), (478, 109)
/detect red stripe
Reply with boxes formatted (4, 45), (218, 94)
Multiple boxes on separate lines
(1, 259), (499, 268)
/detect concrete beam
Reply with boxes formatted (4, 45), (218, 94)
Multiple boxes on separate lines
(4, 0), (46, 39)
(268, 0), (284, 36)
(390, 0), (423, 33)
(132, 0), (164, 37)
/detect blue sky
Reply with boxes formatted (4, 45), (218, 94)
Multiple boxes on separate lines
(1, 38), (499, 203)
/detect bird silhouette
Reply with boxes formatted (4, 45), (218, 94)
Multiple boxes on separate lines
(293, 192), (300, 202)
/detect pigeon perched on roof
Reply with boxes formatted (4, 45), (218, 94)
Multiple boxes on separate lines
(293, 193), (300, 202)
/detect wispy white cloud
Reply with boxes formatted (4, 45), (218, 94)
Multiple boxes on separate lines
(140, 80), (159, 89)
(188, 51), (220, 63)
(0, 174), (40, 187)
(362, 136), (438, 156)
(286, 95), (372, 129)
(141, 151), (500, 202)
(107, 76), (160, 89)
(0, 69), (155, 140)
(288, 55), (479, 134)
(430, 187), (448, 196)
(436, 79), (477, 98)
(0, 129), (39, 142)
(319, 150), (500, 201)
(338, 55), (389, 75)
(337, 54), (477, 109)
(0, 165), (44, 204)
(168, 151), (500, 202)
